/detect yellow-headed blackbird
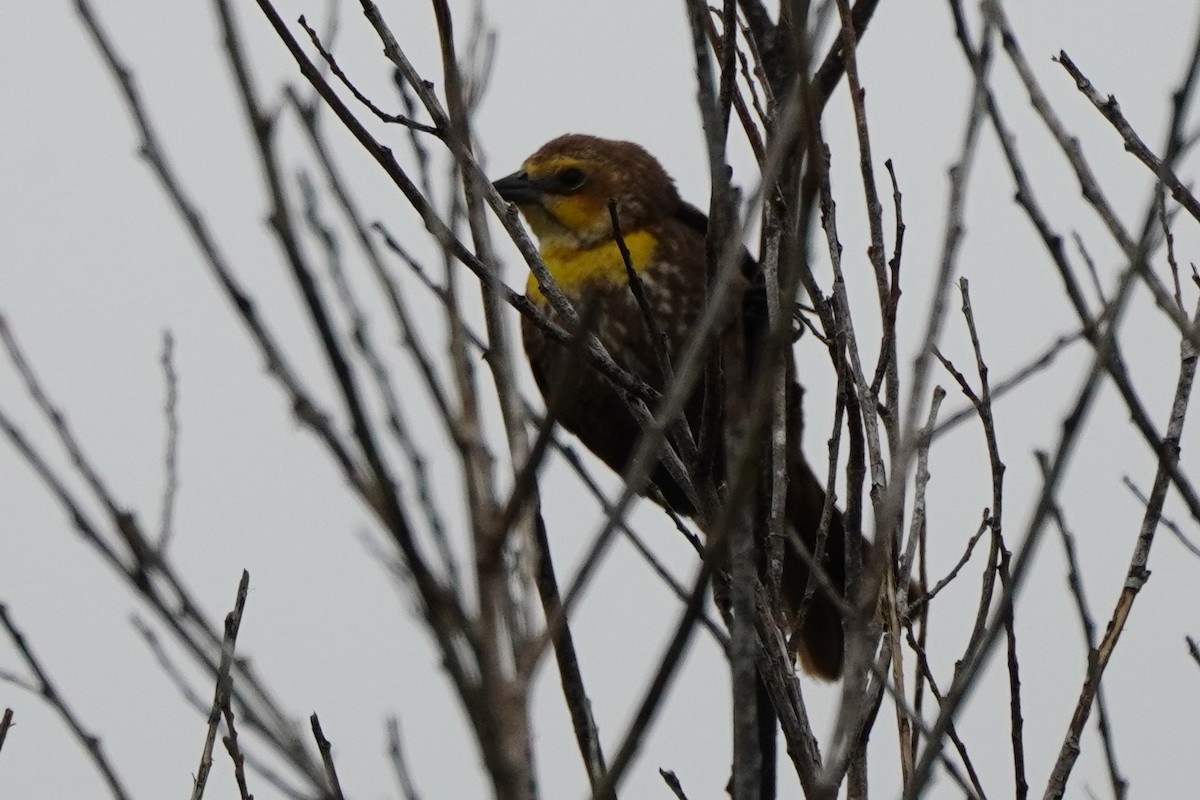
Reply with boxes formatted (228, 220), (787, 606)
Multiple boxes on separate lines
(495, 134), (851, 679)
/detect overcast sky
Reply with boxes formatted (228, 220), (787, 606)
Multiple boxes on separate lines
(3, 1), (1200, 798)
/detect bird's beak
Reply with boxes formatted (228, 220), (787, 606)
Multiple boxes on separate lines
(493, 170), (542, 204)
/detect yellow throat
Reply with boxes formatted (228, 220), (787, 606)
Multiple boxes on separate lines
(525, 229), (659, 304)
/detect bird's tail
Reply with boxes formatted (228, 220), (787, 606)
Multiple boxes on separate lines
(782, 455), (852, 680)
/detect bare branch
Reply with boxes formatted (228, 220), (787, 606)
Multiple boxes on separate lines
(1188, 637), (1200, 672)
(589, 562), (714, 800)
(156, 331), (182, 551)
(0, 708), (12, 759)
(190, 570), (251, 800)
(659, 768), (691, 800)
(0, 604), (132, 800)
(1123, 476), (1200, 560)
(1043, 298), (1199, 799)
(1038, 453), (1128, 800)
(1054, 50), (1200, 228)
(74, 0), (361, 490)
(298, 15), (441, 133)
(386, 717), (424, 800)
(310, 714), (347, 800)
(913, 511), (990, 610)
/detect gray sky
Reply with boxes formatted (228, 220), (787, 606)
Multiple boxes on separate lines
(3, 1), (1200, 798)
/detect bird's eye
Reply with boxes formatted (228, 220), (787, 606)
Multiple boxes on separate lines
(555, 167), (586, 192)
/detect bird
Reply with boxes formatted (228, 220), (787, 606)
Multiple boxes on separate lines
(494, 133), (853, 679)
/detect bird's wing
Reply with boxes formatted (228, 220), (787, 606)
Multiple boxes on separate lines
(670, 200), (771, 376)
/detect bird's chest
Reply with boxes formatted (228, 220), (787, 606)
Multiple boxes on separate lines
(523, 262), (697, 388)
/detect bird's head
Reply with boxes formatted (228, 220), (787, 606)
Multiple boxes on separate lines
(494, 134), (681, 249)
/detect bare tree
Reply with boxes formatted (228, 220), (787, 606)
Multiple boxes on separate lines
(2, 2), (1198, 799)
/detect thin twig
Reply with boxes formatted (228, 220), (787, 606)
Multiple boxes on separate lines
(190, 570), (251, 800)
(0, 605), (132, 800)
(532, 484), (611, 792)
(156, 330), (181, 551)
(130, 616), (313, 800)
(929, 328), (1085, 443)
(901, 623), (990, 800)
(221, 713), (253, 800)
(386, 717), (423, 800)
(1037, 453), (1127, 800)
(1187, 637), (1200, 671)
(1072, 232), (1109, 308)
(589, 561), (714, 800)
(608, 200), (677, 405)
(957, 278), (1026, 799)
(892, 386), (945, 788)
(1123, 476), (1200, 559)
(310, 714), (346, 800)
(659, 768), (690, 800)
(912, 511), (991, 610)
(298, 15), (441, 133)
(1054, 50), (1200, 228)
(0, 708), (12, 758)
